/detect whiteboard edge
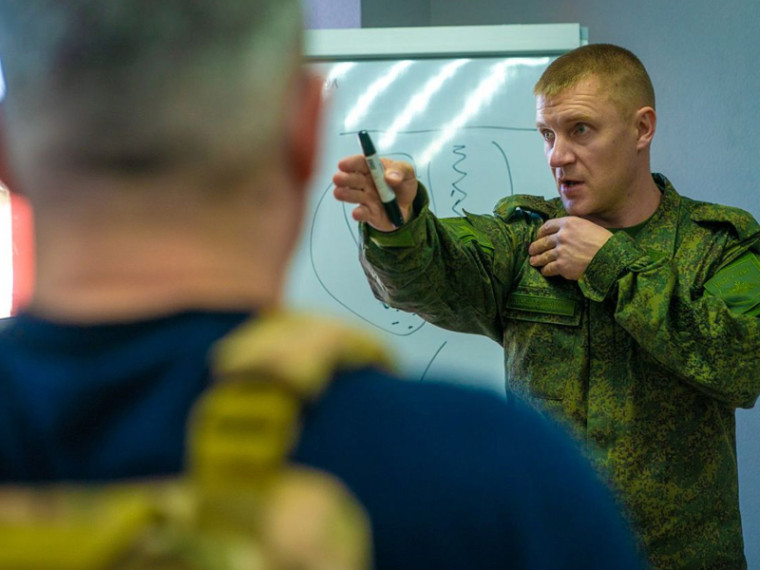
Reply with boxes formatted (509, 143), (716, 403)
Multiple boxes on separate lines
(305, 24), (584, 60)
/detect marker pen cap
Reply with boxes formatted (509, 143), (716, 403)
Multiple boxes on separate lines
(358, 130), (377, 156)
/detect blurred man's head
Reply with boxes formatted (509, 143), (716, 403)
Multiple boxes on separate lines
(0, 0), (325, 320)
(0, 0), (317, 197)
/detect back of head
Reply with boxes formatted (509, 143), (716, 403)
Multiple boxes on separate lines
(0, 0), (303, 193)
(534, 43), (655, 116)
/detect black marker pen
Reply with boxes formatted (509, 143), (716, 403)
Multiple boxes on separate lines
(358, 130), (405, 228)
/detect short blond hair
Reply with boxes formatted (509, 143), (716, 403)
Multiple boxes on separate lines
(534, 43), (655, 115)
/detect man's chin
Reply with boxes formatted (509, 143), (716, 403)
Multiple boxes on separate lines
(560, 198), (586, 217)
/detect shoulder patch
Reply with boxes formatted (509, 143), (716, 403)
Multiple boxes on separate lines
(704, 251), (760, 317)
(493, 194), (561, 223)
(688, 201), (760, 240)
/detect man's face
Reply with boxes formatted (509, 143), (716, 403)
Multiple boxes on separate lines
(535, 76), (641, 227)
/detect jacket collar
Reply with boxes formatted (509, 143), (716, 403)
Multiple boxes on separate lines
(635, 173), (680, 261)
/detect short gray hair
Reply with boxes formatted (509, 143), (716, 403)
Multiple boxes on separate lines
(0, 0), (303, 182)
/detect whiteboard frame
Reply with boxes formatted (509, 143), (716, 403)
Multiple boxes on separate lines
(305, 24), (587, 60)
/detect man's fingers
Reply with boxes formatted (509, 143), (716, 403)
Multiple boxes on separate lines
(350, 202), (391, 224)
(529, 248), (558, 268)
(337, 155), (416, 188)
(349, 204), (372, 223)
(333, 170), (372, 192)
(334, 186), (392, 228)
(528, 234), (556, 256)
(380, 158), (416, 184)
(332, 155), (416, 232)
(333, 186), (370, 205)
(337, 154), (369, 174)
(536, 218), (563, 239)
(539, 262), (560, 277)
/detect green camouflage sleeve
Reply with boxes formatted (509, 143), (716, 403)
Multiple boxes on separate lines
(360, 184), (536, 344)
(579, 227), (760, 409)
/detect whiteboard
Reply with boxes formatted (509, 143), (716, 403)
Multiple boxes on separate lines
(285, 25), (585, 394)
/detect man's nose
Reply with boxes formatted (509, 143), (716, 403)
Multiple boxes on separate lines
(548, 136), (575, 168)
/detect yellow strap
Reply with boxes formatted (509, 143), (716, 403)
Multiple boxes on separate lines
(189, 310), (394, 490)
(188, 310), (382, 569)
(211, 309), (395, 399)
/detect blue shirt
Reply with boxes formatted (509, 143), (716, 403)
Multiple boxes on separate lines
(0, 311), (645, 569)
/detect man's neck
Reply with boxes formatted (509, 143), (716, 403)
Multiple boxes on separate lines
(28, 197), (297, 323)
(30, 233), (286, 323)
(587, 171), (663, 229)
(622, 175), (662, 228)
(31, 257), (282, 325)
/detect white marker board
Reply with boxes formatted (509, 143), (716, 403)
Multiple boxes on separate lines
(286, 24), (585, 393)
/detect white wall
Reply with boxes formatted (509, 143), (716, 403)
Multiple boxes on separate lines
(305, 0), (361, 29)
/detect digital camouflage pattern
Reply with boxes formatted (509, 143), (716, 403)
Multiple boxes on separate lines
(361, 173), (760, 570)
(0, 312), (379, 570)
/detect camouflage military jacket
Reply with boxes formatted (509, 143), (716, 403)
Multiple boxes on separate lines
(360, 174), (760, 570)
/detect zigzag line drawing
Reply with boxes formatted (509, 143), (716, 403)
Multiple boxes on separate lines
(450, 145), (468, 215)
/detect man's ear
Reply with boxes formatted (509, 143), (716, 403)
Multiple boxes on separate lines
(285, 70), (324, 188)
(635, 106), (656, 151)
(0, 105), (21, 193)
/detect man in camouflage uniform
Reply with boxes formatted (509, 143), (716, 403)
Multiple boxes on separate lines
(334, 44), (760, 569)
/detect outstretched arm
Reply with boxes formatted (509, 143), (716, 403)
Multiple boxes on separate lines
(357, 184), (538, 344)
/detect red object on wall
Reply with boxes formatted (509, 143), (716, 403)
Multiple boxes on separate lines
(10, 192), (33, 314)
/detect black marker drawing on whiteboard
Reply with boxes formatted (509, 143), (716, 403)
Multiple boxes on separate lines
(450, 145), (468, 215)
(491, 140), (515, 198)
(420, 342), (448, 382)
(308, 153), (426, 337)
(424, 135), (515, 218)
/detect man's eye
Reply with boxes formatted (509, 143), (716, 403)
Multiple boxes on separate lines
(541, 130), (554, 142)
(575, 124), (589, 135)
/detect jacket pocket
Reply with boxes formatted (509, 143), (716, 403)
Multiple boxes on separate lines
(503, 287), (583, 401)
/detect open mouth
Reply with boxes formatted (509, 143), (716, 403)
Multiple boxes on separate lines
(560, 179), (582, 189)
